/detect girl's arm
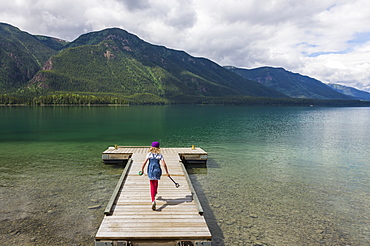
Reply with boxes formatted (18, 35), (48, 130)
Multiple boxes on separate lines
(141, 159), (148, 173)
(162, 159), (170, 177)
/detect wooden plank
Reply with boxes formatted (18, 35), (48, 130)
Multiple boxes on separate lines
(95, 147), (212, 242)
(97, 233), (211, 240)
(99, 217), (207, 222)
(98, 221), (209, 228)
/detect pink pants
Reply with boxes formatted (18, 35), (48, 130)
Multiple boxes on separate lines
(150, 180), (158, 202)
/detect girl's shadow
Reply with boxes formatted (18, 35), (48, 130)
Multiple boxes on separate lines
(155, 195), (193, 211)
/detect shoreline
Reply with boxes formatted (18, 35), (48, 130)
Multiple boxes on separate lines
(0, 104), (130, 107)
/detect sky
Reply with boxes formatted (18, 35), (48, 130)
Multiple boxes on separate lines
(2, 0), (370, 91)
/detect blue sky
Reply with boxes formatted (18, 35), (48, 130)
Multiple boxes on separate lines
(1, 0), (370, 91)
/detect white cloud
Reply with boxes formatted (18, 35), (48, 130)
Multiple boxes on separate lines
(1, 0), (370, 91)
(299, 41), (370, 90)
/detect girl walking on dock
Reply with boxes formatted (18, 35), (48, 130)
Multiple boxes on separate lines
(140, 141), (170, 210)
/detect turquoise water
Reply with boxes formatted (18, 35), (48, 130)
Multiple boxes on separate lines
(0, 106), (370, 245)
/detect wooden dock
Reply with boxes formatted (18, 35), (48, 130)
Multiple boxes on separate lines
(95, 147), (212, 246)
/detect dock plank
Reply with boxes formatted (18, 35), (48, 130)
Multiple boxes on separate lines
(95, 147), (212, 244)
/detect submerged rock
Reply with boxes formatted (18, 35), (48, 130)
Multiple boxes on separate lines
(88, 205), (101, 209)
(212, 204), (222, 208)
(226, 219), (236, 225)
(242, 222), (253, 228)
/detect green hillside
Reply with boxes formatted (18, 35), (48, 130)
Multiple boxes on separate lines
(29, 28), (286, 100)
(0, 23), (58, 92)
(35, 35), (69, 51)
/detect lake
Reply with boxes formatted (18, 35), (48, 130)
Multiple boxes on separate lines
(0, 105), (369, 245)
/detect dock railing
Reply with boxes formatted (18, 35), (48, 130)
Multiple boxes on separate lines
(103, 158), (133, 215)
(180, 162), (204, 215)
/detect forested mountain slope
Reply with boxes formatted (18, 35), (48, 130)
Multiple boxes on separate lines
(0, 23), (60, 92)
(29, 28), (286, 100)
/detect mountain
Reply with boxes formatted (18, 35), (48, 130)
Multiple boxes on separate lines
(225, 66), (351, 100)
(3, 23), (367, 106)
(28, 28), (286, 100)
(327, 83), (370, 101)
(35, 35), (69, 51)
(0, 23), (59, 92)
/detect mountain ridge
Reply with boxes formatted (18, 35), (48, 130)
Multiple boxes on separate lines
(1, 22), (370, 105)
(327, 83), (370, 101)
(28, 27), (286, 100)
(225, 66), (352, 100)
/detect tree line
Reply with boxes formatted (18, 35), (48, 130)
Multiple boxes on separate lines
(2, 93), (370, 107)
(0, 93), (127, 105)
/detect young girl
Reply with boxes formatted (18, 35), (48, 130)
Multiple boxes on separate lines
(140, 141), (170, 210)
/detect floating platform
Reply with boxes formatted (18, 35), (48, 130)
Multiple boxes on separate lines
(95, 147), (212, 246)
(102, 146), (208, 165)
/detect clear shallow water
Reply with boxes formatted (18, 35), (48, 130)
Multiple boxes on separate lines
(0, 106), (370, 245)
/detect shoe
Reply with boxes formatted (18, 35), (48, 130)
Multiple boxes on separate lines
(151, 201), (156, 210)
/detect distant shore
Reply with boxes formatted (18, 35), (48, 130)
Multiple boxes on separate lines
(0, 104), (130, 106)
